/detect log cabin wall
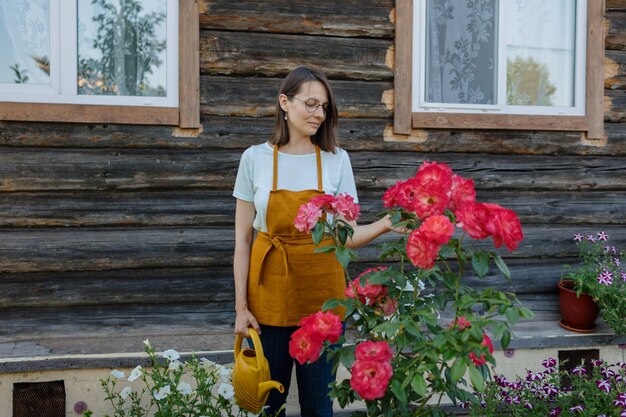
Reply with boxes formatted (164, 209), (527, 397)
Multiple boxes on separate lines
(0, 0), (625, 354)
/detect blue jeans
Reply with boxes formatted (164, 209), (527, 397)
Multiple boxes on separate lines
(253, 324), (337, 417)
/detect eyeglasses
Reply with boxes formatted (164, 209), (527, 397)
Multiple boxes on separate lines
(291, 96), (329, 115)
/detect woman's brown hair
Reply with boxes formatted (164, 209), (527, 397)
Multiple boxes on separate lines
(269, 66), (339, 153)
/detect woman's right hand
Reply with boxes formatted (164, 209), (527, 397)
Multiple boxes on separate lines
(235, 309), (260, 337)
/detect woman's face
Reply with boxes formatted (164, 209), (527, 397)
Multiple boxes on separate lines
(280, 80), (329, 141)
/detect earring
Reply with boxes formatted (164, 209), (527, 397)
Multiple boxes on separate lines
(284, 113), (288, 120)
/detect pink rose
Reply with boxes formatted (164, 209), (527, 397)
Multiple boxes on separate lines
(455, 202), (493, 240)
(294, 201), (323, 233)
(299, 311), (343, 344)
(411, 182), (450, 220)
(488, 205), (523, 251)
(288, 327), (323, 365)
(418, 215), (455, 245)
(406, 229), (441, 270)
(331, 193), (360, 222)
(416, 161), (454, 191)
(350, 358), (393, 400)
(450, 174), (476, 212)
(309, 194), (336, 211)
(355, 340), (394, 362)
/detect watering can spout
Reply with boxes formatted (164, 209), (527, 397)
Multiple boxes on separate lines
(258, 380), (285, 399)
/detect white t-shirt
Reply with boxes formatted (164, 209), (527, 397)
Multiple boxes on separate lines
(233, 142), (359, 232)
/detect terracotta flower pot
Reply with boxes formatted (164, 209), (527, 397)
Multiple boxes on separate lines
(558, 279), (599, 333)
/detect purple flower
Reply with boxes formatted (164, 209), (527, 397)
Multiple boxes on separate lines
(523, 402), (533, 409)
(615, 258), (622, 266)
(593, 359), (604, 367)
(570, 405), (585, 413)
(549, 407), (562, 417)
(618, 362), (626, 369)
(597, 231), (608, 241)
(596, 379), (611, 393)
(621, 410), (626, 417)
(459, 401), (470, 409)
(621, 272), (626, 282)
(617, 392), (626, 401)
(572, 366), (587, 376)
(573, 233), (583, 242)
(526, 371), (543, 381)
(600, 367), (616, 379)
(542, 357), (557, 368)
(597, 270), (613, 285)
(504, 395), (520, 405)
(543, 384), (558, 396)
(614, 398), (626, 407)
(587, 234), (596, 242)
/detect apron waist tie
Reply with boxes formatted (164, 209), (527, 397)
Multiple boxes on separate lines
(254, 232), (317, 285)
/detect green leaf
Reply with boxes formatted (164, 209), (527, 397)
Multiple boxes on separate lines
(314, 245), (336, 253)
(450, 357), (467, 383)
(410, 373), (428, 397)
(500, 329), (511, 349)
(468, 366), (484, 392)
(312, 223), (325, 245)
(391, 378), (408, 405)
(337, 225), (349, 246)
(494, 254), (511, 280)
(335, 246), (356, 269)
(472, 251), (489, 278)
(322, 298), (341, 311)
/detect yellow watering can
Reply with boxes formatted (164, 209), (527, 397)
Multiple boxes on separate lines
(232, 328), (284, 413)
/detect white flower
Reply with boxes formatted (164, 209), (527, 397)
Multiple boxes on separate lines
(176, 381), (193, 396)
(111, 370), (125, 379)
(200, 357), (216, 369)
(128, 366), (142, 382)
(143, 339), (151, 349)
(153, 385), (171, 400)
(217, 365), (232, 380)
(162, 349), (180, 361)
(217, 382), (234, 399)
(168, 360), (182, 371)
(120, 386), (132, 400)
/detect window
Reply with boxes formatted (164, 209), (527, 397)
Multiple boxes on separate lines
(0, 0), (199, 127)
(394, 0), (604, 138)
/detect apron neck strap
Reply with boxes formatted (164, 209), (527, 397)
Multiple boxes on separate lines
(272, 144), (324, 192)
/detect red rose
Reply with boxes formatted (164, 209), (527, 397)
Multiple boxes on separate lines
(406, 229), (441, 270)
(288, 327), (323, 365)
(355, 340), (394, 362)
(450, 174), (476, 212)
(299, 311), (343, 344)
(419, 214), (455, 245)
(350, 358), (393, 400)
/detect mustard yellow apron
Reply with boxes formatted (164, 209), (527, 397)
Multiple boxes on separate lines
(247, 144), (346, 326)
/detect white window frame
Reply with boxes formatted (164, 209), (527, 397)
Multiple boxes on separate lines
(0, 0), (179, 108)
(412, 0), (587, 117)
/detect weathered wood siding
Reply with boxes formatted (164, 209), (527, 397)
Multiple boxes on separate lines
(0, 0), (625, 353)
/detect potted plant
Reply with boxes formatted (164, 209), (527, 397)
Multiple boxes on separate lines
(467, 357), (626, 417)
(559, 232), (626, 335)
(289, 161), (533, 416)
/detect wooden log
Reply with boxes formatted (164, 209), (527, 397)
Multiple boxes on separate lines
(605, 90), (626, 122)
(1, 149), (626, 192)
(199, 0), (395, 38)
(607, 0), (626, 12)
(2, 189), (624, 228)
(0, 190), (236, 227)
(0, 303), (234, 342)
(606, 12), (626, 51)
(200, 76), (393, 118)
(0, 267), (233, 308)
(605, 51), (626, 90)
(0, 225), (623, 273)
(200, 31), (393, 80)
(4, 117), (626, 156)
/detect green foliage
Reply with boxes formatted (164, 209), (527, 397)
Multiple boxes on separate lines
(87, 340), (263, 417)
(314, 209), (533, 417)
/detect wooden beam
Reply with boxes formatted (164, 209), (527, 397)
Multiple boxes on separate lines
(179, 0), (201, 128)
(586, 0), (606, 139)
(411, 113), (589, 131)
(393, 0), (413, 134)
(0, 103), (178, 125)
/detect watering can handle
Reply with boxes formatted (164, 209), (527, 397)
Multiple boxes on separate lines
(234, 328), (264, 361)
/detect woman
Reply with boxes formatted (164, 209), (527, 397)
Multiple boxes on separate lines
(232, 66), (394, 417)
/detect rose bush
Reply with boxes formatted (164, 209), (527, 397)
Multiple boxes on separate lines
(468, 358), (626, 417)
(290, 161), (533, 417)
